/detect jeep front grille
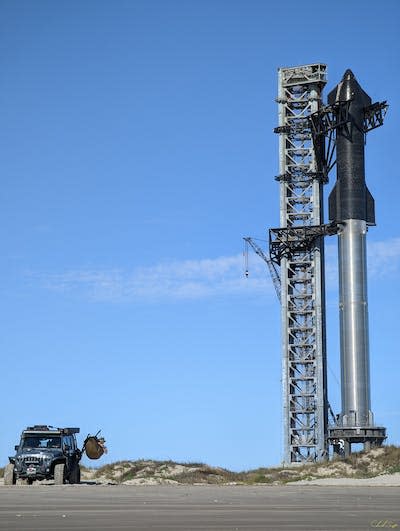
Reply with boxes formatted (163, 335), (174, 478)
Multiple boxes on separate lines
(23, 457), (43, 465)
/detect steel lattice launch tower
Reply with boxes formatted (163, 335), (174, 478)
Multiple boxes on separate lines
(272, 65), (329, 463)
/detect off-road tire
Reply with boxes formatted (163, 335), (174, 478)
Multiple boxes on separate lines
(69, 464), (81, 484)
(4, 464), (16, 485)
(54, 463), (65, 485)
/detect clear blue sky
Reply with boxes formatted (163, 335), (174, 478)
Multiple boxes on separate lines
(1, 0), (398, 471)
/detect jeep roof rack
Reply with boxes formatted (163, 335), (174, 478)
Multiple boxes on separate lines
(24, 425), (80, 435)
(61, 428), (80, 435)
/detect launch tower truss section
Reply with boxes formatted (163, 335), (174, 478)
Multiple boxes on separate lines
(274, 64), (329, 464)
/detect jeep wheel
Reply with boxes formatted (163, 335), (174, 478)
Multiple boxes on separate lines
(69, 464), (81, 484)
(54, 463), (65, 485)
(4, 464), (16, 485)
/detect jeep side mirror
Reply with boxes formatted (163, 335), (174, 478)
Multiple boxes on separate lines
(14, 445), (19, 451)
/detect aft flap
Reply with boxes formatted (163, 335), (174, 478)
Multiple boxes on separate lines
(328, 183), (339, 222)
(366, 187), (375, 225)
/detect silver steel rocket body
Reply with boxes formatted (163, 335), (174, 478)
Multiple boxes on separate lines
(338, 218), (373, 428)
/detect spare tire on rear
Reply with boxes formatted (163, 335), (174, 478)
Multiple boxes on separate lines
(84, 436), (107, 460)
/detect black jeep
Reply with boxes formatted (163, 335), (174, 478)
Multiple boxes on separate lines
(4, 425), (81, 485)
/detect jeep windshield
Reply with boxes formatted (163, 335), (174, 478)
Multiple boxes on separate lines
(20, 436), (61, 449)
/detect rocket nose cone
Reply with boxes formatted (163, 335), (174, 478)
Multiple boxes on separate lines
(343, 69), (355, 81)
(328, 68), (371, 106)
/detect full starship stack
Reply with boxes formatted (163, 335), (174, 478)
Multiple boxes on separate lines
(327, 70), (387, 456)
